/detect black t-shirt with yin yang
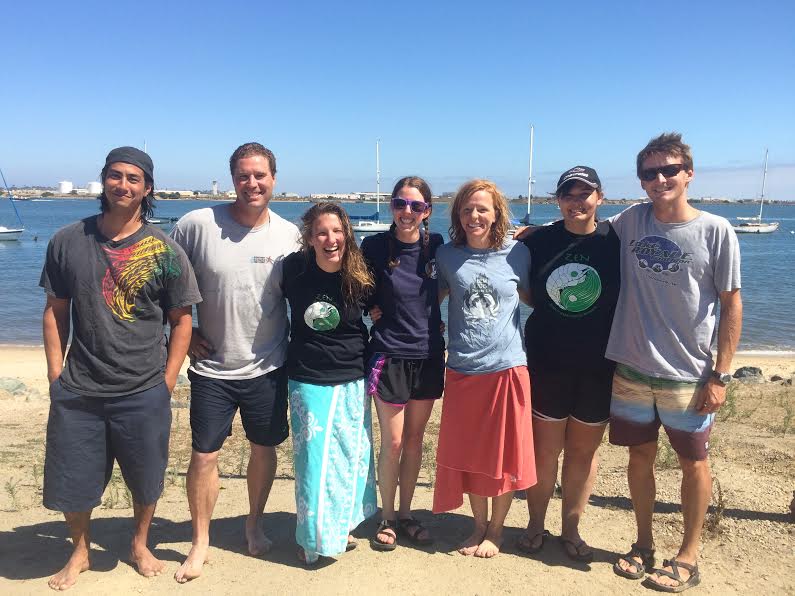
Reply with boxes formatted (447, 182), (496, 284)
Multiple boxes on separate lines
(281, 250), (368, 384)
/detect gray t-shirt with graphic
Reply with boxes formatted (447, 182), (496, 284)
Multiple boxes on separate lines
(171, 205), (301, 379)
(436, 240), (530, 374)
(606, 203), (741, 381)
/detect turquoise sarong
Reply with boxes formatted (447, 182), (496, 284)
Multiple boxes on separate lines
(289, 378), (377, 562)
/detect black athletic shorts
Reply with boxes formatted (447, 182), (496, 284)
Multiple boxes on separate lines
(43, 379), (171, 512)
(365, 352), (445, 406)
(188, 366), (288, 453)
(530, 361), (616, 425)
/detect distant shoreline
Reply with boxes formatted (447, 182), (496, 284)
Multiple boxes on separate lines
(5, 195), (795, 206)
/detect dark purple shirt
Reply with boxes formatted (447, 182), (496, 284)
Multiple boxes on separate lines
(361, 231), (445, 358)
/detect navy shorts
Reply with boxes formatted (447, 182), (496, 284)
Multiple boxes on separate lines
(530, 361), (616, 425)
(366, 353), (445, 407)
(43, 379), (171, 512)
(189, 366), (289, 453)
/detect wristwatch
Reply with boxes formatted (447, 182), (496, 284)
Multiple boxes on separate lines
(711, 370), (732, 385)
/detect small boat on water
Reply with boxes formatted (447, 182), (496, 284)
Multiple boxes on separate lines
(0, 225), (23, 241)
(0, 168), (24, 241)
(733, 149), (779, 234)
(352, 139), (390, 236)
(148, 216), (179, 230)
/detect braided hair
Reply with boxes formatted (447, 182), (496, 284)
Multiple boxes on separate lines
(387, 176), (433, 276)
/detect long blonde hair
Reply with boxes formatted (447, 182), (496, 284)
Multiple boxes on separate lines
(300, 202), (374, 304)
(448, 179), (510, 248)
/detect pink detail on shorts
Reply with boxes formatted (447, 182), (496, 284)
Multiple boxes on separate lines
(367, 354), (386, 397)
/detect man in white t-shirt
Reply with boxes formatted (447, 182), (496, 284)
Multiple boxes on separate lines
(170, 143), (300, 583)
(607, 133), (742, 592)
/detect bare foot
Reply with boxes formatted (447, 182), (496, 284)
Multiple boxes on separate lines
(457, 525), (487, 556)
(130, 542), (166, 578)
(48, 550), (89, 591)
(174, 544), (209, 584)
(474, 528), (503, 558)
(245, 519), (272, 556)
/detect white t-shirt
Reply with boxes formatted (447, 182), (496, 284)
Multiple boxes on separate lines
(171, 204), (301, 379)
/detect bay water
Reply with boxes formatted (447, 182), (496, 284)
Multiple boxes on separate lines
(1, 198), (793, 351)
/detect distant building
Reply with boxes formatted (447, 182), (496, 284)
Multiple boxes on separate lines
(58, 180), (73, 194)
(212, 180), (218, 196)
(86, 181), (102, 194)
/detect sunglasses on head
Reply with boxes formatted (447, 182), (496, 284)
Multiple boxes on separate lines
(391, 197), (429, 213)
(640, 163), (688, 182)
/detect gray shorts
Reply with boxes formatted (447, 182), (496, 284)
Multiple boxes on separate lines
(43, 379), (171, 512)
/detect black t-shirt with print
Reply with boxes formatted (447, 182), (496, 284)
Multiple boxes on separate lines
(521, 220), (620, 371)
(39, 216), (201, 397)
(281, 250), (368, 384)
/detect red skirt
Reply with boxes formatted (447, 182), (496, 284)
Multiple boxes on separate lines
(432, 365), (536, 513)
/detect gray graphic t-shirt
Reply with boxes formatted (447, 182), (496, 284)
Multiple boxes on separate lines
(606, 203), (741, 381)
(436, 240), (530, 374)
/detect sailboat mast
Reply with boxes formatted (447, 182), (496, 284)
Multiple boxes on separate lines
(527, 124), (534, 219)
(758, 148), (768, 220)
(376, 139), (381, 215)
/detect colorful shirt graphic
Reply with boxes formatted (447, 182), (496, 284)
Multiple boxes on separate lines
(545, 263), (602, 314)
(102, 236), (182, 321)
(303, 298), (341, 331)
(630, 235), (692, 274)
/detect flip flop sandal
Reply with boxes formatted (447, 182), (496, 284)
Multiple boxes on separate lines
(346, 539), (357, 552)
(643, 559), (700, 593)
(558, 536), (594, 563)
(370, 519), (398, 551)
(397, 517), (434, 546)
(613, 543), (656, 580)
(516, 529), (550, 555)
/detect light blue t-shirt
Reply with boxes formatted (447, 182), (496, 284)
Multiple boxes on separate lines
(436, 240), (531, 374)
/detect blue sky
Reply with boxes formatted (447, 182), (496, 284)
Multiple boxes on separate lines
(1, 0), (793, 199)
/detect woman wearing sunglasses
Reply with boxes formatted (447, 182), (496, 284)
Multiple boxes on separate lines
(517, 166), (619, 562)
(360, 176), (445, 551)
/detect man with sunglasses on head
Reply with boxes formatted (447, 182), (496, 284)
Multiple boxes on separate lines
(170, 142), (300, 583)
(606, 133), (742, 592)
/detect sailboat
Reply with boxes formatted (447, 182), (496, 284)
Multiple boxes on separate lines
(733, 149), (779, 234)
(352, 139), (391, 235)
(0, 168), (24, 241)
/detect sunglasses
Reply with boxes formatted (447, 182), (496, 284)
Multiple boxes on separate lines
(640, 163), (689, 182)
(391, 197), (429, 213)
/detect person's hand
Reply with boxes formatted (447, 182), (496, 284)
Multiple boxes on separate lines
(369, 306), (383, 323)
(165, 370), (178, 394)
(189, 330), (213, 361)
(513, 225), (531, 240)
(695, 378), (726, 413)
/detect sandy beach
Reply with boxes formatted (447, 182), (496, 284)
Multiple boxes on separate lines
(0, 346), (793, 595)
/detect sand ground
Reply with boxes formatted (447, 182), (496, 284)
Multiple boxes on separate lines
(0, 347), (793, 595)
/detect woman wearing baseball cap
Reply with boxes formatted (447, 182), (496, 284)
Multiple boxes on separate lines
(517, 166), (620, 562)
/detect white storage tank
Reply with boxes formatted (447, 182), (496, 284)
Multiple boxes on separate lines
(86, 181), (102, 194)
(58, 180), (74, 194)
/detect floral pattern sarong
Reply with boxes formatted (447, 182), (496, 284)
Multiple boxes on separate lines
(289, 378), (377, 562)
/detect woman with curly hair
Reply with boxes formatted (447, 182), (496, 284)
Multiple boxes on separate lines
(281, 202), (377, 564)
(433, 179), (536, 558)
